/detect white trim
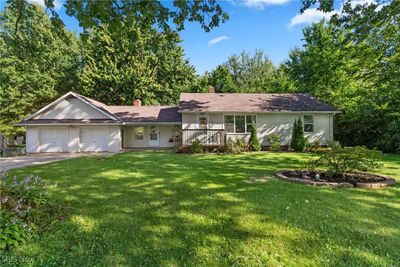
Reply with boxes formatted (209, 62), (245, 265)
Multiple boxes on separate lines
(123, 122), (182, 125)
(303, 114), (314, 133)
(180, 110), (341, 114)
(223, 114), (257, 134)
(22, 91), (120, 122)
(16, 123), (122, 126)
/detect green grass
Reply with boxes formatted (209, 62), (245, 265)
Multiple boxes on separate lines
(3, 152), (400, 266)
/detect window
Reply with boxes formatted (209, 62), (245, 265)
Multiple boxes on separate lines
(235, 115), (246, 133)
(135, 127), (144, 140)
(224, 115), (234, 133)
(304, 115), (314, 132)
(224, 115), (256, 133)
(149, 126), (158, 140)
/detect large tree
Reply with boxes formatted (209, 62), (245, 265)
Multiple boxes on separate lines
(203, 50), (278, 93)
(79, 24), (196, 105)
(283, 0), (400, 152)
(0, 2), (80, 138)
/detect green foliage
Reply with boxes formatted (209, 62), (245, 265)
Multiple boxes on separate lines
(202, 50), (282, 93)
(190, 139), (203, 154)
(0, 173), (58, 250)
(0, 2), (80, 136)
(308, 146), (383, 176)
(248, 124), (261, 151)
(79, 24), (196, 105)
(283, 1), (400, 152)
(62, 0), (228, 32)
(0, 212), (32, 250)
(3, 152), (400, 265)
(291, 118), (306, 152)
(266, 134), (281, 151)
(305, 140), (321, 152)
(225, 138), (243, 154)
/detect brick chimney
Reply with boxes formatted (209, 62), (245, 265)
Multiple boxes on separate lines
(133, 99), (141, 107)
(208, 86), (215, 93)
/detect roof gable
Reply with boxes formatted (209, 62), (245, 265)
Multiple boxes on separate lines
(23, 92), (120, 122)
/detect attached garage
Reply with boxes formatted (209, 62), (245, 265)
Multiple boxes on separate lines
(38, 128), (68, 152)
(80, 127), (109, 152)
(17, 92), (122, 153)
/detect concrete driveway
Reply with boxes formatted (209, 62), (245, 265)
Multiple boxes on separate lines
(0, 153), (103, 172)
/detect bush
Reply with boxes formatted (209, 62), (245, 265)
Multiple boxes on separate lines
(190, 139), (203, 153)
(306, 140), (321, 152)
(308, 146), (383, 177)
(248, 124), (261, 151)
(0, 173), (58, 250)
(236, 137), (248, 152)
(225, 138), (242, 154)
(266, 134), (281, 151)
(291, 117), (306, 152)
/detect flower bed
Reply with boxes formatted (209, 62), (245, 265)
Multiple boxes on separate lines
(275, 170), (396, 188)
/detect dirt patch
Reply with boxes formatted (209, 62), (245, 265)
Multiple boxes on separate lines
(244, 176), (274, 184)
(275, 170), (396, 188)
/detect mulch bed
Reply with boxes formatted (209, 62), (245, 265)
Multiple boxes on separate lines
(275, 170), (396, 188)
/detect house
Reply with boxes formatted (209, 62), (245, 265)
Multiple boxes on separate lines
(16, 91), (339, 153)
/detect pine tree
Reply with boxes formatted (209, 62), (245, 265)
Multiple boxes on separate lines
(291, 117), (306, 152)
(248, 124), (261, 151)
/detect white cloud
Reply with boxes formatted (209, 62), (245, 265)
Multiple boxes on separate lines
(208, 35), (231, 46)
(289, 8), (337, 27)
(28, 0), (62, 10)
(242, 0), (289, 9)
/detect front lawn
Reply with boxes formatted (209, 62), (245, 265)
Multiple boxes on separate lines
(3, 152), (400, 266)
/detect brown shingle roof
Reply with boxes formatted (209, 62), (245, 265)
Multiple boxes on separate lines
(108, 106), (181, 123)
(178, 93), (339, 113)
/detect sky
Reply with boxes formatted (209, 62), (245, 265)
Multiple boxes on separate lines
(0, 0), (351, 74)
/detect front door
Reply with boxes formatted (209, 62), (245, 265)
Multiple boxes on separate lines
(149, 125), (159, 147)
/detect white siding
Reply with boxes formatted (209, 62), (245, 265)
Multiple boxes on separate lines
(26, 126), (121, 153)
(36, 98), (109, 119)
(181, 112), (335, 146)
(123, 125), (178, 148)
(26, 127), (39, 153)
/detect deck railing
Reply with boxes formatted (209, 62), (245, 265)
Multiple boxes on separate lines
(182, 129), (226, 146)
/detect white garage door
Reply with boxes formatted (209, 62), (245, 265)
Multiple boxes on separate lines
(80, 127), (109, 152)
(39, 128), (68, 152)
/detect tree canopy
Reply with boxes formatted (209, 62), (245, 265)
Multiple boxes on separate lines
(0, 2), (80, 136)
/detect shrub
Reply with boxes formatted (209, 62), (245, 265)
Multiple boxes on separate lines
(0, 173), (58, 250)
(190, 139), (203, 153)
(236, 137), (248, 152)
(226, 138), (242, 154)
(291, 117), (306, 152)
(306, 140), (321, 152)
(266, 134), (281, 151)
(248, 124), (261, 151)
(308, 146), (383, 177)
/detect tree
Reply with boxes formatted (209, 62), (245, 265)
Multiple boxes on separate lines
(79, 23), (196, 105)
(291, 118), (306, 152)
(283, 0), (400, 152)
(0, 2), (80, 137)
(248, 124), (261, 151)
(208, 65), (237, 93)
(20, 0), (228, 33)
(201, 50), (279, 93)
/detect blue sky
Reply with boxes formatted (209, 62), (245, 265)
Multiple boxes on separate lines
(1, 0), (347, 74)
